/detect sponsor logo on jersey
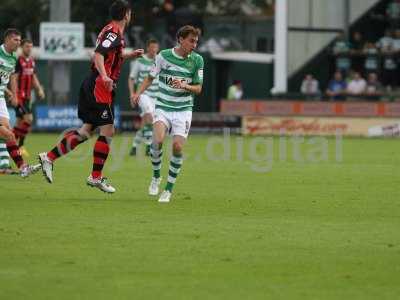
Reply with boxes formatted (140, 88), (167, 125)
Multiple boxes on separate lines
(106, 32), (117, 41)
(102, 39), (112, 48)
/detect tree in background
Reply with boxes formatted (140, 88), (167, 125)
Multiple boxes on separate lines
(0, 0), (49, 44)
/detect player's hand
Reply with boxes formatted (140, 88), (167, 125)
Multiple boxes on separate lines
(172, 79), (187, 90)
(130, 93), (140, 107)
(130, 49), (144, 59)
(101, 75), (114, 92)
(7, 92), (18, 107)
(38, 88), (45, 100)
(11, 97), (18, 107)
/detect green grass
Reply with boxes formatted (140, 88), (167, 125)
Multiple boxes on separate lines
(0, 133), (399, 300)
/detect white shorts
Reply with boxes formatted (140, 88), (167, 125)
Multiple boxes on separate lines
(0, 99), (10, 120)
(138, 94), (155, 117)
(154, 108), (192, 138)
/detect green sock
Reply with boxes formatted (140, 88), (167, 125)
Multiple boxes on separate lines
(0, 139), (10, 169)
(165, 153), (183, 192)
(150, 143), (162, 179)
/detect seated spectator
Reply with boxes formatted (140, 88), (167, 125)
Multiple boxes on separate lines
(386, 0), (400, 27)
(326, 71), (347, 101)
(351, 31), (364, 52)
(346, 72), (367, 96)
(365, 73), (383, 100)
(301, 74), (320, 99)
(391, 29), (400, 51)
(332, 32), (351, 76)
(226, 80), (243, 100)
(376, 29), (394, 51)
(363, 42), (380, 76)
(350, 31), (365, 72)
(381, 45), (398, 89)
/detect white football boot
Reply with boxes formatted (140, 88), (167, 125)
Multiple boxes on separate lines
(38, 152), (53, 183)
(20, 164), (41, 178)
(148, 177), (162, 196)
(86, 175), (116, 194)
(158, 190), (172, 203)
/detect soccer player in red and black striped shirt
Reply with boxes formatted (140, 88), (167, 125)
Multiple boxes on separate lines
(38, 0), (144, 193)
(13, 39), (45, 154)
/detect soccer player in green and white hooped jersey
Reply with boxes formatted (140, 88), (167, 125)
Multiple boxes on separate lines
(0, 28), (39, 177)
(133, 25), (204, 203)
(128, 39), (159, 156)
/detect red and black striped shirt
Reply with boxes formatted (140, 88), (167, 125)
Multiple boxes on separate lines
(91, 22), (125, 104)
(15, 56), (35, 104)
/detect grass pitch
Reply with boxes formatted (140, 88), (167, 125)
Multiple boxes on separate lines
(0, 133), (399, 299)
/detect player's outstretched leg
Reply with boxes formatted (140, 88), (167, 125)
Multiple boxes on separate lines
(0, 125), (40, 177)
(143, 124), (153, 156)
(149, 143), (162, 195)
(86, 135), (115, 193)
(148, 121), (167, 196)
(38, 129), (88, 183)
(13, 119), (31, 156)
(159, 136), (185, 203)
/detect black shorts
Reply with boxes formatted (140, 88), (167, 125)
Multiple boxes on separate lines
(77, 77), (115, 128)
(15, 100), (32, 118)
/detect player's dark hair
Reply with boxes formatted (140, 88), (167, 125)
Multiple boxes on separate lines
(3, 28), (21, 40)
(146, 38), (159, 47)
(21, 39), (33, 46)
(176, 25), (201, 41)
(109, 0), (131, 21)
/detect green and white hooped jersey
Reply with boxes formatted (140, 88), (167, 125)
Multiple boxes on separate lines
(129, 55), (158, 99)
(0, 44), (17, 102)
(149, 48), (204, 112)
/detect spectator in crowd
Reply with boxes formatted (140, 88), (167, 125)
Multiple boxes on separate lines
(332, 32), (352, 76)
(155, 0), (177, 47)
(386, 0), (400, 27)
(381, 44), (398, 90)
(376, 29), (394, 51)
(391, 29), (400, 50)
(226, 80), (243, 100)
(363, 42), (380, 76)
(326, 71), (347, 101)
(301, 74), (320, 99)
(350, 31), (365, 72)
(346, 72), (367, 97)
(351, 31), (364, 51)
(365, 73), (383, 100)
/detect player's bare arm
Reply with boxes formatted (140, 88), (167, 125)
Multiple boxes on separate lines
(93, 52), (113, 91)
(122, 49), (144, 60)
(32, 74), (45, 99)
(9, 73), (18, 107)
(131, 76), (154, 106)
(128, 77), (136, 107)
(4, 88), (14, 103)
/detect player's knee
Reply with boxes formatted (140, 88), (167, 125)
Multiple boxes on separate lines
(100, 126), (115, 137)
(144, 114), (153, 124)
(4, 130), (16, 142)
(172, 141), (183, 154)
